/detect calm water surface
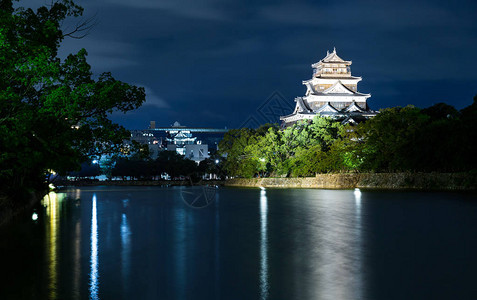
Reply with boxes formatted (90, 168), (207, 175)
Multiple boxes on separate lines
(1, 186), (476, 299)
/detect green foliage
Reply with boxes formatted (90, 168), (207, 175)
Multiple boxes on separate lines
(219, 98), (477, 177)
(358, 106), (429, 171)
(0, 0), (145, 201)
(218, 125), (277, 178)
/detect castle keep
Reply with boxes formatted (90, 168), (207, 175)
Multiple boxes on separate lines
(281, 48), (377, 126)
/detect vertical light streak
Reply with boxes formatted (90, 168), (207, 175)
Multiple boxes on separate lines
(309, 190), (364, 299)
(353, 188), (363, 299)
(354, 188), (362, 210)
(174, 207), (186, 300)
(120, 213), (131, 294)
(45, 192), (58, 300)
(90, 194), (99, 300)
(259, 187), (269, 300)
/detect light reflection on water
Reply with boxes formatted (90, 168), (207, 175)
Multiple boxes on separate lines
(89, 194), (99, 300)
(259, 187), (269, 300)
(43, 192), (62, 299)
(173, 195), (187, 300)
(8, 187), (473, 300)
(288, 189), (364, 300)
(120, 211), (131, 295)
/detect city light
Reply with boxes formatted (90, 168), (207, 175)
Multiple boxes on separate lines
(32, 212), (38, 221)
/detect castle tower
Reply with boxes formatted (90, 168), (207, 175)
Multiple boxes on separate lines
(280, 48), (377, 126)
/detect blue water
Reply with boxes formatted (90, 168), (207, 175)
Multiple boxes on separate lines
(0, 186), (476, 299)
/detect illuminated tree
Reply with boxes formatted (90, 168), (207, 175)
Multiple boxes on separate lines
(0, 0), (145, 201)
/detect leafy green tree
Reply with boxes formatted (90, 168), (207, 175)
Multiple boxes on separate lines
(0, 0), (145, 201)
(358, 106), (429, 172)
(219, 128), (258, 177)
(308, 116), (343, 151)
(288, 145), (324, 177)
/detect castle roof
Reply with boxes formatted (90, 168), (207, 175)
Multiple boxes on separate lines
(312, 48), (351, 67)
(307, 81), (370, 97)
(280, 97), (314, 118)
(315, 102), (339, 113)
(303, 76), (361, 83)
(280, 47), (375, 127)
(295, 97), (312, 113)
(344, 101), (366, 113)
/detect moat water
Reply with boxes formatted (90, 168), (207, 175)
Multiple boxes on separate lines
(1, 186), (476, 299)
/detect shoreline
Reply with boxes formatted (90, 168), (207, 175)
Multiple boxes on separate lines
(61, 172), (476, 190)
(63, 180), (224, 187)
(1, 173), (474, 227)
(224, 173), (477, 191)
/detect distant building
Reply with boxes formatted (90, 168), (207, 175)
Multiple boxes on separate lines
(129, 121), (228, 163)
(128, 129), (163, 159)
(281, 48), (377, 127)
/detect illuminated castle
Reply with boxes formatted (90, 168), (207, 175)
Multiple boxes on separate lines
(280, 48), (377, 126)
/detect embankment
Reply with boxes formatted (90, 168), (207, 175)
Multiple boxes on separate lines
(225, 173), (477, 190)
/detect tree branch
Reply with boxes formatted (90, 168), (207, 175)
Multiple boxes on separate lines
(63, 13), (98, 39)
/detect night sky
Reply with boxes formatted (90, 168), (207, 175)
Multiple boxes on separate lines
(21, 0), (477, 129)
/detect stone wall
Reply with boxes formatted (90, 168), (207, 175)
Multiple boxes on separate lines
(225, 173), (477, 190)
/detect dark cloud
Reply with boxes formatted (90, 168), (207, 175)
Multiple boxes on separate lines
(17, 0), (477, 129)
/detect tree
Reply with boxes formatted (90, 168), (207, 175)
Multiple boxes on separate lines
(358, 106), (429, 172)
(218, 127), (260, 177)
(154, 151), (197, 179)
(0, 0), (145, 202)
(421, 102), (458, 121)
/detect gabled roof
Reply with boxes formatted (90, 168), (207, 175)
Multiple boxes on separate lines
(341, 116), (358, 125)
(312, 48), (352, 67)
(323, 81), (355, 95)
(303, 81), (370, 97)
(322, 47), (346, 62)
(281, 98), (314, 119)
(294, 97), (313, 113)
(344, 101), (365, 113)
(315, 102), (338, 113)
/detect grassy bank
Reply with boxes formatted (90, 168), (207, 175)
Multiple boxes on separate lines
(225, 173), (477, 190)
